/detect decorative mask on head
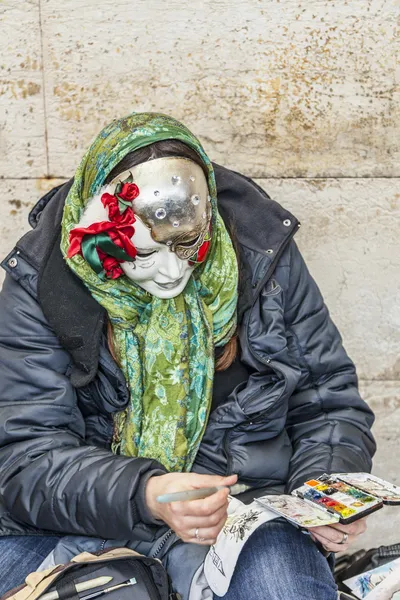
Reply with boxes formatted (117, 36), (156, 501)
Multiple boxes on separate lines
(67, 156), (212, 299)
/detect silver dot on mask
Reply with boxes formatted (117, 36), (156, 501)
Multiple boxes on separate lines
(155, 208), (166, 219)
(166, 240), (172, 246)
(191, 194), (200, 205)
(207, 195), (212, 202)
(154, 190), (160, 197)
(190, 175), (195, 182)
(171, 175), (181, 185)
(202, 211), (206, 219)
(172, 220), (180, 227)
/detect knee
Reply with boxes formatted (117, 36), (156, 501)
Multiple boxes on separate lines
(219, 521), (338, 600)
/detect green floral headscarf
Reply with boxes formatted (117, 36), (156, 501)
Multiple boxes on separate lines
(61, 112), (238, 472)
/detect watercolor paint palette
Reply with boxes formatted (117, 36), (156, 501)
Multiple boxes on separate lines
(333, 473), (400, 505)
(255, 473), (399, 528)
(295, 479), (382, 524)
(255, 494), (340, 528)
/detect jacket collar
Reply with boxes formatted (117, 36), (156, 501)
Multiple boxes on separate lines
(214, 163), (299, 255)
(15, 164), (299, 386)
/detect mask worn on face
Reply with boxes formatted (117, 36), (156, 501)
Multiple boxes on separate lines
(69, 157), (212, 298)
(111, 157), (212, 298)
(120, 216), (197, 298)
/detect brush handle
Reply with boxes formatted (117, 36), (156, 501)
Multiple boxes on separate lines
(156, 485), (226, 503)
(82, 580), (136, 600)
(40, 576), (113, 600)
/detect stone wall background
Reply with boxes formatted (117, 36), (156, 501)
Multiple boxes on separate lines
(1, 0), (399, 549)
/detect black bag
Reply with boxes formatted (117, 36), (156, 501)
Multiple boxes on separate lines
(1, 548), (180, 600)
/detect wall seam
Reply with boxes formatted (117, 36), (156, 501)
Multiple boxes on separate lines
(38, 0), (50, 178)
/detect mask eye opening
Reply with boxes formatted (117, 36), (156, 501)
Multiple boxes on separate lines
(178, 234), (201, 248)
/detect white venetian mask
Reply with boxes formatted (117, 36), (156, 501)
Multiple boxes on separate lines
(121, 216), (197, 298)
(73, 157), (212, 299)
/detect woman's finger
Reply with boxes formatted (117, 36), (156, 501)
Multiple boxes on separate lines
(311, 531), (351, 553)
(327, 519), (367, 536)
(189, 473), (238, 490)
(308, 524), (355, 545)
(186, 515), (227, 545)
(179, 505), (228, 530)
(171, 487), (230, 517)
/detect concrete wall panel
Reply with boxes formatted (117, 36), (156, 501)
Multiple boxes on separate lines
(0, 178), (66, 260)
(37, 0), (399, 178)
(0, 1), (47, 177)
(352, 397), (400, 550)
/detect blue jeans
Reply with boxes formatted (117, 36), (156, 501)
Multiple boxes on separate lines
(0, 535), (61, 594)
(0, 522), (338, 599)
(216, 520), (337, 600)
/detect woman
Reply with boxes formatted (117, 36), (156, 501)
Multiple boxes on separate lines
(0, 113), (375, 598)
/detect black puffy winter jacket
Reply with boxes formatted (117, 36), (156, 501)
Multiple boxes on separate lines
(0, 163), (376, 541)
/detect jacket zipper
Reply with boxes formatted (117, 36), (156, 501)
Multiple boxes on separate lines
(240, 373), (280, 412)
(221, 229), (298, 473)
(223, 429), (233, 475)
(151, 528), (174, 559)
(245, 223), (300, 368)
(252, 223), (300, 298)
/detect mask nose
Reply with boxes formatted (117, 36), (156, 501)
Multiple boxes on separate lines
(158, 250), (183, 280)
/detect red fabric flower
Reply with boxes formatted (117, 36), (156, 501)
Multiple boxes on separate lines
(67, 174), (140, 279)
(101, 192), (136, 224)
(67, 219), (137, 260)
(67, 190), (138, 280)
(118, 182), (139, 201)
(196, 239), (211, 263)
(98, 253), (124, 279)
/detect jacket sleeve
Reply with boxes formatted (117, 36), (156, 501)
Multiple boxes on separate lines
(284, 242), (376, 493)
(0, 274), (166, 539)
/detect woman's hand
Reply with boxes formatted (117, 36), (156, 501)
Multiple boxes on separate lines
(145, 472), (238, 545)
(309, 517), (368, 553)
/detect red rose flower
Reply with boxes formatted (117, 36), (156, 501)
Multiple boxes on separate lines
(118, 182), (139, 201)
(101, 193), (121, 221)
(188, 225), (212, 266)
(99, 254), (124, 279)
(101, 192), (136, 225)
(188, 239), (210, 266)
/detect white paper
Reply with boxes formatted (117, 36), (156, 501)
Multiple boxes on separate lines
(366, 564), (400, 600)
(204, 498), (278, 596)
(344, 558), (400, 599)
